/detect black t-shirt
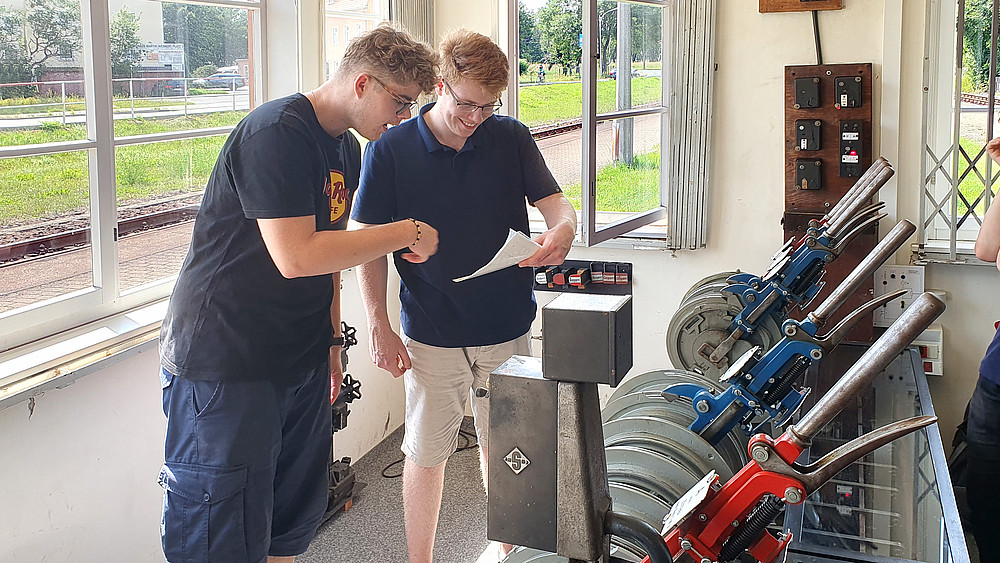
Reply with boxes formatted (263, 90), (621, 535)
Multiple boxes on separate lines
(159, 94), (360, 381)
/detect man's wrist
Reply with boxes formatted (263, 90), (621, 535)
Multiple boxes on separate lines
(331, 336), (344, 346)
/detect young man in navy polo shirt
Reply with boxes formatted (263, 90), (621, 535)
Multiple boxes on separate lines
(968, 135), (1000, 563)
(351, 29), (577, 563)
(157, 26), (440, 563)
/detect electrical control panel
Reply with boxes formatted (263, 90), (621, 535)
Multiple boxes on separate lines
(839, 120), (863, 177)
(533, 260), (632, 295)
(794, 77), (821, 108)
(795, 120), (822, 151)
(873, 264), (925, 328)
(784, 63), (875, 341)
(795, 159), (822, 190)
(835, 75), (863, 109)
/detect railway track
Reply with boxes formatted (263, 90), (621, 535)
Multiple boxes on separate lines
(962, 92), (1000, 105)
(0, 123), (584, 264)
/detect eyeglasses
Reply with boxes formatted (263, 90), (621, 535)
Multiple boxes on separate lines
(368, 75), (418, 116)
(443, 80), (502, 116)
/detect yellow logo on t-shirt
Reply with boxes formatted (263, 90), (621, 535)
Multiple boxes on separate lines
(325, 170), (349, 223)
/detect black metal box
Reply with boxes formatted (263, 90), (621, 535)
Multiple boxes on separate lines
(487, 356), (558, 551)
(541, 294), (632, 386)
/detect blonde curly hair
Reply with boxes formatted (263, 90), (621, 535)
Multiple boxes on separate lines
(439, 29), (509, 97)
(339, 23), (439, 93)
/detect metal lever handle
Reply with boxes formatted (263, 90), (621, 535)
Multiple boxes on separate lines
(808, 219), (916, 326)
(830, 201), (886, 243)
(757, 415), (937, 494)
(829, 212), (887, 256)
(827, 164), (895, 237)
(788, 292), (945, 447)
(825, 158), (888, 224)
(815, 289), (907, 350)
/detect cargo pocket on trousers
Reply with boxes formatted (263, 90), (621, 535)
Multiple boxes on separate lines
(158, 461), (249, 562)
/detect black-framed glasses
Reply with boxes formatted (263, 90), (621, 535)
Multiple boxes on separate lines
(368, 75), (418, 116)
(443, 80), (502, 116)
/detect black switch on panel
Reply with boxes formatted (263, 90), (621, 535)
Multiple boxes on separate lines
(795, 120), (822, 151)
(796, 159), (822, 190)
(839, 120), (863, 177)
(835, 76), (863, 109)
(794, 77), (821, 109)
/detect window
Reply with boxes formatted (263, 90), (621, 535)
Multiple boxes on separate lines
(324, 0), (389, 81)
(516, 0), (715, 247)
(919, 0), (996, 262)
(0, 0), (262, 356)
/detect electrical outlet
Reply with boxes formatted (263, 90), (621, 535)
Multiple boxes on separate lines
(873, 265), (925, 328)
(912, 324), (944, 376)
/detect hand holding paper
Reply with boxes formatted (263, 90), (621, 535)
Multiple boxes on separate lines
(453, 229), (541, 282)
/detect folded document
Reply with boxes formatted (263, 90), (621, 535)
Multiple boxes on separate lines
(452, 229), (541, 282)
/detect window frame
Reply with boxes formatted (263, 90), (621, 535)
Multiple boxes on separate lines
(510, 0), (715, 248)
(581, 0), (668, 245)
(917, 0), (999, 264)
(0, 0), (264, 354)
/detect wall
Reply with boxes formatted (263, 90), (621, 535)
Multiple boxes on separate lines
(3, 1), (984, 561)
(0, 269), (407, 562)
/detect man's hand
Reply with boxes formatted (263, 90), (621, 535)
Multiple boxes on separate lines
(369, 322), (411, 377)
(401, 220), (440, 264)
(519, 222), (575, 267)
(330, 345), (344, 403)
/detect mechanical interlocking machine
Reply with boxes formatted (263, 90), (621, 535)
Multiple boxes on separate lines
(485, 159), (950, 563)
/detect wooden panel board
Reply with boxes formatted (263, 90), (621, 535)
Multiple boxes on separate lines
(784, 63), (873, 214)
(760, 0), (842, 13)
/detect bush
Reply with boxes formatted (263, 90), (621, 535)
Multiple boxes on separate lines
(192, 64), (217, 78)
(519, 59), (529, 75)
(39, 121), (66, 131)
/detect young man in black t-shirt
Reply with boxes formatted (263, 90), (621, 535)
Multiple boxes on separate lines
(157, 25), (439, 563)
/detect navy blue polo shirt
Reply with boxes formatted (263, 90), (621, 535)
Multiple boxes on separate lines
(981, 326), (1000, 385)
(352, 103), (561, 347)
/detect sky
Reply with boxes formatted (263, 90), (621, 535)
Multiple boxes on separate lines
(521, 0), (546, 11)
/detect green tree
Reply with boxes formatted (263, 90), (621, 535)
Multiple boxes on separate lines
(964, 0), (992, 92)
(538, 0), (581, 68)
(0, 6), (34, 97)
(162, 4), (248, 73)
(110, 8), (144, 79)
(23, 0), (82, 78)
(631, 5), (661, 69)
(519, 2), (543, 63)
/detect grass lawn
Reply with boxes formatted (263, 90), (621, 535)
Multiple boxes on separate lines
(956, 136), (1000, 218)
(0, 111), (246, 225)
(561, 149), (661, 213)
(0, 96), (186, 117)
(0, 80), (665, 226)
(518, 77), (661, 128)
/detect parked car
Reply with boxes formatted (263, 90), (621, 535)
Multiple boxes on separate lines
(194, 72), (245, 90)
(162, 79), (187, 96)
(609, 68), (641, 79)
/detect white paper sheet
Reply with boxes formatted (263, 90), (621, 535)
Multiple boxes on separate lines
(452, 228), (541, 282)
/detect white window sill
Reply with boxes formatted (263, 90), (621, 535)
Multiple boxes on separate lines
(911, 241), (997, 266)
(0, 300), (167, 411)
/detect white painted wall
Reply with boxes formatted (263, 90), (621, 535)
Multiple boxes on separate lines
(2, 1), (988, 560)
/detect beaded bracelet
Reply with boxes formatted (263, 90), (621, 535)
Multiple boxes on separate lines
(407, 217), (421, 246)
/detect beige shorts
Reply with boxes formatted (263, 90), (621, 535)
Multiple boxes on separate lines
(401, 333), (532, 467)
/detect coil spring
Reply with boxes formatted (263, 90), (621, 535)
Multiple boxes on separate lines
(718, 494), (785, 563)
(760, 355), (810, 406)
(788, 258), (825, 297)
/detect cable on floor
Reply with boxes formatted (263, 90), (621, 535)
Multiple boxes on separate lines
(381, 429), (479, 478)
